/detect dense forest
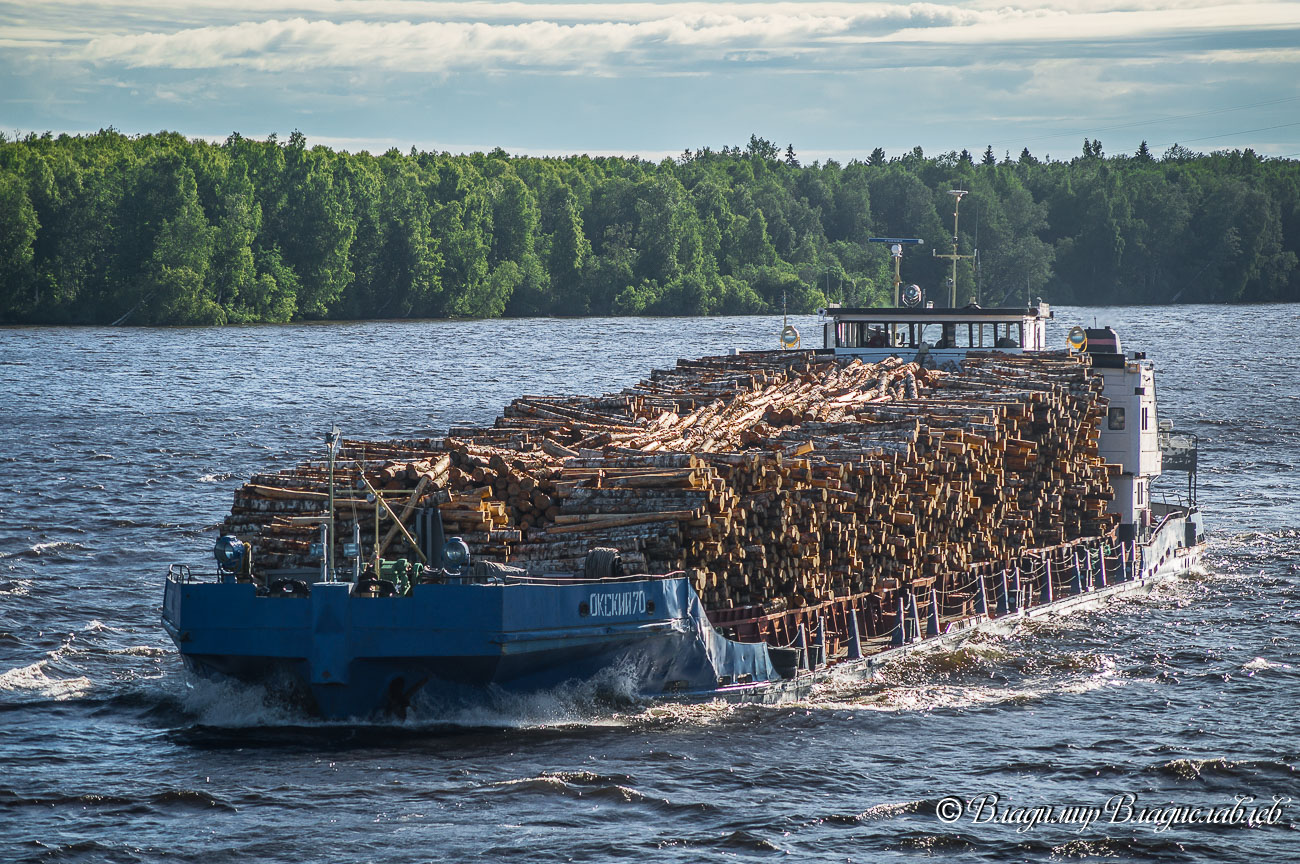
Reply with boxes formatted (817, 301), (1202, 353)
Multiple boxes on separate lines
(0, 129), (1297, 325)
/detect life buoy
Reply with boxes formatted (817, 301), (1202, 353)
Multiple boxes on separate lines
(779, 324), (801, 349)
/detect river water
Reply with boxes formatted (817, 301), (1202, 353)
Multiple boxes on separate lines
(1, 306), (1298, 862)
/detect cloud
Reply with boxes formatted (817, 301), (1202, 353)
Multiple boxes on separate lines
(46, 2), (1300, 75)
(4, 0), (1298, 158)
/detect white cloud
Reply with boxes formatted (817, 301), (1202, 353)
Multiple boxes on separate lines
(4, 0), (1298, 158)
(58, 2), (1300, 74)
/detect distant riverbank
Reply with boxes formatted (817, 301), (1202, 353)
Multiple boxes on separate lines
(3, 131), (1297, 328)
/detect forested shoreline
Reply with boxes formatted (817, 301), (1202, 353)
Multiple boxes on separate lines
(0, 130), (1297, 326)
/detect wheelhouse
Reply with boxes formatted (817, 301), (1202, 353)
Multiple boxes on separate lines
(821, 304), (1053, 360)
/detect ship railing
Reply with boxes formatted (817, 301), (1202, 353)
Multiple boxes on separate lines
(1157, 430), (1198, 505)
(1151, 490), (1191, 516)
(706, 532), (1123, 656)
(496, 571), (685, 587)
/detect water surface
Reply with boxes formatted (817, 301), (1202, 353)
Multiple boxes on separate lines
(2, 307), (1298, 862)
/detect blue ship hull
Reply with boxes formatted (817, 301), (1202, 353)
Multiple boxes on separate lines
(163, 510), (1205, 720)
(163, 574), (778, 719)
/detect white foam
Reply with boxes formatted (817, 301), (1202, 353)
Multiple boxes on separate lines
(0, 660), (92, 700)
(409, 661), (644, 729)
(1243, 656), (1290, 673)
(179, 676), (302, 726)
(108, 645), (168, 657)
(0, 540), (88, 559)
(0, 578), (33, 596)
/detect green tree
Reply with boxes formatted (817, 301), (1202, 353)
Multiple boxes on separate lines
(0, 173), (38, 318)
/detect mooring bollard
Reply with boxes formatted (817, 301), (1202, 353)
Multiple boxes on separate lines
(892, 596), (906, 647)
(847, 608), (863, 660)
(907, 590), (922, 642)
(926, 587), (941, 638)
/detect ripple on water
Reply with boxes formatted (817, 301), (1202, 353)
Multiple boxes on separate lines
(1, 310), (1299, 864)
(0, 661), (93, 701)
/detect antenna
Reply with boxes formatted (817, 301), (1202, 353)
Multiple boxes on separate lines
(868, 237), (924, 306)
(932, 191), (973, 307)
(325, 425), (340, 579)
(778, 290), (801, 348)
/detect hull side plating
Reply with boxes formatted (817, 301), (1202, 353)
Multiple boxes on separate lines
(164, 511), (1203, 719)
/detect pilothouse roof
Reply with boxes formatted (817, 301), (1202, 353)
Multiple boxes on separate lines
(822, 303), (1052, 322)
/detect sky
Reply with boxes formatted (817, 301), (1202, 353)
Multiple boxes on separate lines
(2, 0), (1299, 161)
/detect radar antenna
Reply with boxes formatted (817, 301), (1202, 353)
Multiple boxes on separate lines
(868, 237), (924, 306)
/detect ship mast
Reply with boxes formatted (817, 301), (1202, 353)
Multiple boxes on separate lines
(933, 190), (973, 307)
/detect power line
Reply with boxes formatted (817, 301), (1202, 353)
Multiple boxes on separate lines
(986, 95), (1300, 149)
(1151, 120), (1300, 149)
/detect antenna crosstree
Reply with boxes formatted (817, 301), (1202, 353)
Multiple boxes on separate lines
(868, 237), (924, 307)
(933, 191), (974, 307)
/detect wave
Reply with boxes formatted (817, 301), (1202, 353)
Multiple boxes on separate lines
(171, 659), (646, 731)
(0, 788), (235, 812)
(486, 774), (671, 808)
(1047, 836), (1211, 861)
(1242, 656), (1293, 675)
(627, 698), (747, 728)
(1146, 756), (1299, 782)
(0, 578), (33, 596)
(821, 799), (925, 824)
(0, 540), (89, 560)
(0, 660), (93, 701)
(178, 677), (305, 727)
(657, 829), (787, 853)
(106, 645), (168, 658)
(884, 831), (975, 853)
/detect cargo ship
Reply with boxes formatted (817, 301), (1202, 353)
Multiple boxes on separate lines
(162, 301), (1204, 719)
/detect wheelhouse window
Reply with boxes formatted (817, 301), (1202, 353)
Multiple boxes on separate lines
(832, 316), (1029, 350)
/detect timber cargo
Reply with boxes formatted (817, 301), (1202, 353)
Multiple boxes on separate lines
(223, 349), (1117, 606)
(163, 303), (1205, 718)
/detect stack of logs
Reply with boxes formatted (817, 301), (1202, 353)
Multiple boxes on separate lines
(220, 349), (1118, 613)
